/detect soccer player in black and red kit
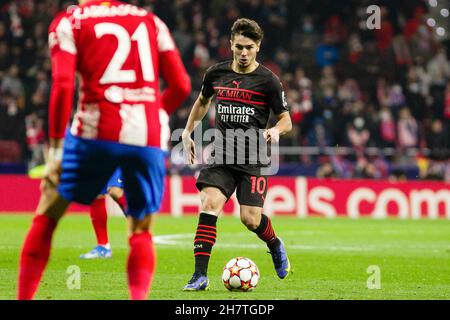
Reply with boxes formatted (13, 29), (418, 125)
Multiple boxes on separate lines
(182, 18), (292, 290)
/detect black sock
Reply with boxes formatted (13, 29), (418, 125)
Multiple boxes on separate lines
(194, 212), (218, 276)
(252, 214), (280, 250)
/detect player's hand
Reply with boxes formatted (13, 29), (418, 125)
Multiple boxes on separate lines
(41, 147), (63, 192)
(263, 128), (280, 143)
(182, 131), (196, 165)
(41, 160), (62, 192)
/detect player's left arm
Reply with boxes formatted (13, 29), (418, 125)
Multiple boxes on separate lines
(46, 15), (77, 178)
(48, 49), (76, 150)
(264, 77), (292, 143)
(264, 111), (292, 143)
(159, 50), (191, 114)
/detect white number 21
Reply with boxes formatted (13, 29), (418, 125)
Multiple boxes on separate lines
(95, 22), (155, 84)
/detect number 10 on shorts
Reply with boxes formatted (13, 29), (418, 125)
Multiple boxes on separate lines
(250, 176), (266, 194)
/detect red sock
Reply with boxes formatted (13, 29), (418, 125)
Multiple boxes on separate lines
(127, 232), (156, 300)
(90, 198), (109, 246)
(18, 215), (57, 300)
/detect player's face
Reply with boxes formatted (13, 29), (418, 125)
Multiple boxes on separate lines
(230, 35), (260, 69)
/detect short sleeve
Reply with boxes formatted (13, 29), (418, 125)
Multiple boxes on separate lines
(200, 66), (215, 98)
(48, 14), (77, 56)
(153, 15), (176, 52)
(267, 76), (289, 115)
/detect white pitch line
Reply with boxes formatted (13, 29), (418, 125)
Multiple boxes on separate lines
(0, 233), (448, 252)
(152, 233), (450, 252)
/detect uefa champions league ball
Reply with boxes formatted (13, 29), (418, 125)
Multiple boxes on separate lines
(222, 257), (260, 292)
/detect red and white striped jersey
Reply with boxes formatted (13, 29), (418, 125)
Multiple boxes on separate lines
(48, 0), (190, 148)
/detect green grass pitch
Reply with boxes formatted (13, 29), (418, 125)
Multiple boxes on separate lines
(0, 214), (449, 300)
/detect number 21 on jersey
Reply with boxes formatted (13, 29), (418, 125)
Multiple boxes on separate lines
(95, 22), (155, 84)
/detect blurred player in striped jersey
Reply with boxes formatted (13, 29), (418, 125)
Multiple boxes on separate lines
(17, 0), (190, 300)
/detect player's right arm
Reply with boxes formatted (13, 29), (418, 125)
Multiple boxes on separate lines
(182, 65), (215, 164)
(183, 93), (212, 137)
(181, 93), (213, 164)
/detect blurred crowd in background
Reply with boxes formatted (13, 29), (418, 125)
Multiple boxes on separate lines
(0, 0), (449, 181)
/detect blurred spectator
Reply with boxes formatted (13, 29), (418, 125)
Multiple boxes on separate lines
(405, 63), (430, 120)
(338, 78), (361, 104)
(392, 33), (412, 66)
(0, 22), (10, 43)
(216, 35), (232, 60)
(353, 157), (378, 179)
(192, 31), (210, 70)
(171, 17), (194, 61)
(25, 113), (45, 169)
(389, 168), (408, 182)
(427, 48), (450, 88)
(358, 41), (382, 84)
(323, 15), (348, 45)
(0, 41), (11, 73)
(424, 161), (449, 181)
(444, 82), (450, 121)
(387, 83), (406, 120)
(318, 66), (337, 92)
(397, 107), (419, 149)
(378, 107), (396, 148)
(425, 119), (449, 161)
(316, 161), (337, 178)
(410, 24), (435, 62)
(374, 7), (394, 54)
(0, 91), (25, 151)
(347, 116), (370, 157)
(307, 118), (332, 148)
(315, 34), (339, 68)
(294, 67), (313, 115)
(403, 6), (425, 41)
(1, 64), (24, 102)
(29, 70), (50, 118)
(291, 15), (319, 68)
(330, 155), (354, 178)
(377, 77), (390, 108)
(347, 33), (363, 64)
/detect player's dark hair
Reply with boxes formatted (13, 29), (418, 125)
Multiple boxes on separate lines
(231, 18), (264, 42)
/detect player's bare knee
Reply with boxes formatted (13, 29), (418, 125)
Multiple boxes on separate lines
(36, 190), (69, 222)
(201, 197), (221, 214)
(128, 215), (154, 234)
(240, 214), (259, 230)
(200, 189), (225, 214)
(40, 177), (58, 196)
(240, 206), (262, 230)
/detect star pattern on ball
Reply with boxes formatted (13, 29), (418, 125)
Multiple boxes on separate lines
(230, 265), (240, 276)
(241, 282), (251, 291)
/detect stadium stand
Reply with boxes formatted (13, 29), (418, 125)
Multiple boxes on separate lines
(0, 0), (449, 181)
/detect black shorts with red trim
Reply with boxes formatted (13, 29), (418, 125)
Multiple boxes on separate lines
(195, 165), (268, 208)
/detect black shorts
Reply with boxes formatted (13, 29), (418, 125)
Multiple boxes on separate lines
(195, 165), (268, 208)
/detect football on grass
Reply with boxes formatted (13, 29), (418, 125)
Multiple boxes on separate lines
(222, 257), (260, 291)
